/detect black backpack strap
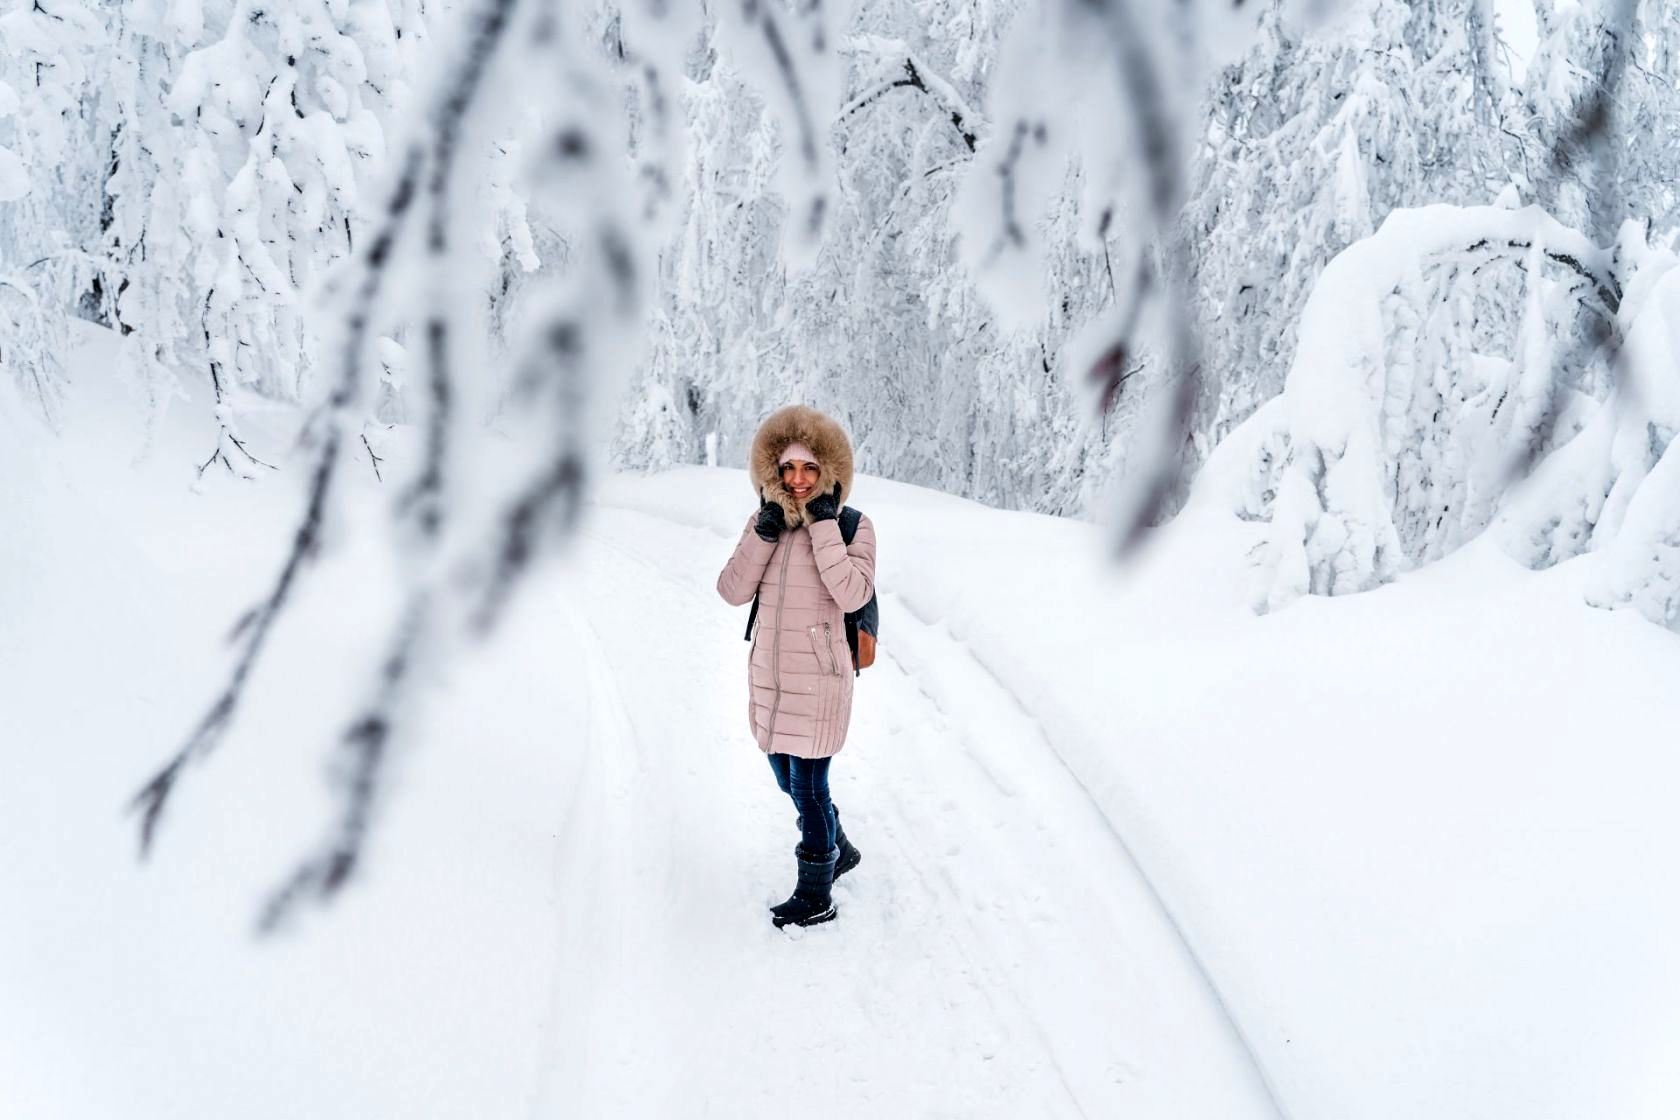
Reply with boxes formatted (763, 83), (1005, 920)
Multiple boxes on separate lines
(837, 506), (866, 675)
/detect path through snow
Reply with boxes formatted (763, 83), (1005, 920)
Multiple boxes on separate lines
(532, 503), (1279, 1118)
(11, 327), (1678, 1120)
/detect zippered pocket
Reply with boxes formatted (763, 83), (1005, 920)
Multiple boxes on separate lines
(809, 622), (841, 677)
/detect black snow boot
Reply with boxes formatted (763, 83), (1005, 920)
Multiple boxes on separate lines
(795, 812), (862, 882)
(833, 817), (862, 881)
(770, 846), (839, 929)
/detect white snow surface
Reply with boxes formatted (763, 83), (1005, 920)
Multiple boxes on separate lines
(3, 323), (1679, 1118)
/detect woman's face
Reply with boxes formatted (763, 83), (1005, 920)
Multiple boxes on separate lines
(779, 458), (820, 502)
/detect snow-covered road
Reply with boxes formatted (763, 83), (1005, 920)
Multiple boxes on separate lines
(11, 332), (1677, 1118)
(539, 503), (1279, 1117)
(0, 336), (1277, 1119)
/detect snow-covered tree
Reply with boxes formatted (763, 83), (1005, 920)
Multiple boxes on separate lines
(0, 0), (109, 423)
(617, 0), (1130, 516)
(1179, 0), (1509, 480)
(102, 0), (432, 476)
(1221, 201), (1618, 610)
(1216, 0), (1680, 634)
(1499, 219), (1680, 629)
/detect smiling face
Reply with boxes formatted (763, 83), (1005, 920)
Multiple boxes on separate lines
(779, 458), (820, 502)
(751, 407), (852, 518)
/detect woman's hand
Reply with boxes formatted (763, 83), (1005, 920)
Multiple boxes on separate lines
(755, 494), (788, 541)
(804, 483), (841, 523)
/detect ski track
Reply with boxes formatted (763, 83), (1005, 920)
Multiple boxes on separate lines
(527, 597), (642, 1118)
(529, 505), (1279, 1118)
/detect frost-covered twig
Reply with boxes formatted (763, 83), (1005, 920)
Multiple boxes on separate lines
(1543, 0), (1637, 238)
(1069, 0), (1200, 552)
(979, 118), (1039, 264)
(131, 429), (346, 855)
(471, 15), (648, 627)
(246, 0), (654, 932)
(257, 596), (428, 934)
(859, 155), (965, 258)
(396, 0), (519, 542)
(360, 430), (385, 482)
(837, 44), (979, 152)
(243, 0), (522, 931)
(197, 352), (276, 480)
(1459, 237), (1620, 317)
(130, 118), (427, 857)
(1506, 0), (1638, 486)
(472, 260), (610, 632)
(954, 0), (1270, 542)
(715, 0), (842, 255)
(737, 0), (819, 168)
(1085, 252), (1150, 417)
(0, 272), (64, 429)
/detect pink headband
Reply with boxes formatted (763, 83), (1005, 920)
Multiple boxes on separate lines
(778, 441), (816, 467)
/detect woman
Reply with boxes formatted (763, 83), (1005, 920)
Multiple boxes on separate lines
(716, 404), (877, 929)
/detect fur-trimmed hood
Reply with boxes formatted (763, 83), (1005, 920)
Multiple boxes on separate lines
(749, 404), (855, 527)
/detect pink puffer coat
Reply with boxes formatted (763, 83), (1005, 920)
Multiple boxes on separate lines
(716, 406), (877, 759)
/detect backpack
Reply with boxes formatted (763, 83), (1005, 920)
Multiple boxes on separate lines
(743, 506), (879, 676)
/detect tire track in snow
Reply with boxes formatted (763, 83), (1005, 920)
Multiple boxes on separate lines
(527, 596), (643, 1118)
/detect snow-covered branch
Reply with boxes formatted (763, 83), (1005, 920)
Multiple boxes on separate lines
(713, 0), (842, 265)
(133, 0), (669, 931)
(1226, 203), (1619, 611)
(248, 0), (523, 932)
(954, 0), (1274, 546)
(128, 0), (491, 885)
(838, 37), (981, 152)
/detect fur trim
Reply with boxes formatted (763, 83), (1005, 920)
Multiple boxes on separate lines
(749, 405), (855, 527)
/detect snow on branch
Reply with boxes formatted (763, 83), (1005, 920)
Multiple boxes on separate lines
(713, 0), (843, 267)
(955, 0), (1272, 550)
(1501, 225), (1680, 630)
(128, 0), (494, 878)
(251, 0), (526, 932)
(133, 0), (664, 932)
(0, 272), (65, 428)
(838, 37), (981, 152)
(613, 0), (703, 234)
(467, 38), (649, 633)
(1196, 0), (1680, 632)
(1539, 0), (1638, 245)
(1227, 203), (1619, 612)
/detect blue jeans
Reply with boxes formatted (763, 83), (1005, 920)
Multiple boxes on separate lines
(767, 753), (838, 856)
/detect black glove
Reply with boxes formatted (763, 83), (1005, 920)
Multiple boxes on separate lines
(755, 497), (787, 542)
(804, 483), (841, 523)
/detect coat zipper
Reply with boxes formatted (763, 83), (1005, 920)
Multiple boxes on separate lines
(811, 620), (840, 677)
(764, 540), (794, 742)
